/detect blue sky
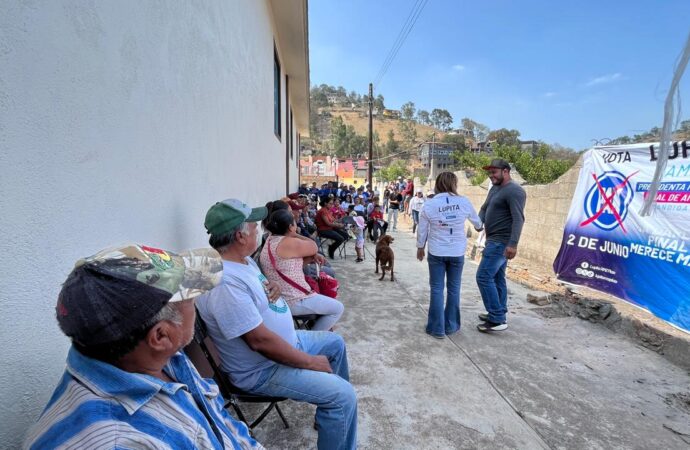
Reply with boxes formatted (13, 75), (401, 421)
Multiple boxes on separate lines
(308, 0), (690, 150)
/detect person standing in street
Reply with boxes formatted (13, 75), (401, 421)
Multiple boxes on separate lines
(387, 188), (403, 231)
(409, 191), (425, 234)
(416, 172), (483, 339)
(476, 159), (526, 333)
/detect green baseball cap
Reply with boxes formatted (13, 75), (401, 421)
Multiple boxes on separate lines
(204, 198), (268, 236)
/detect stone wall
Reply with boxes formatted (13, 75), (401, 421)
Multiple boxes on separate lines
(454, 158), (583, 269)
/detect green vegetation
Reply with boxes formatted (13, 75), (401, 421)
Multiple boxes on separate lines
(375, 160), (410, 182)
(454, 144), (578, 185)
(610, 120), (690, 144)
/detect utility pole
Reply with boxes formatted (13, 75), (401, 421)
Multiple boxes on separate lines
(429, 132), (435, 178)
(368, 83), (373, 186)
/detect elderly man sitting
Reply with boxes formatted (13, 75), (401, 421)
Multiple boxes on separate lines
(25, 244), (261, 449)
(198, 199), (357, 450)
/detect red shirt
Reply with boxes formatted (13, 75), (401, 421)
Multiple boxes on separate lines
(370, 210), (383, 220)
(316, 207), (335, 231)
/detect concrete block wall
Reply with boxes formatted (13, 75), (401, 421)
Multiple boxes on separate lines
(456, 157), (583, 269)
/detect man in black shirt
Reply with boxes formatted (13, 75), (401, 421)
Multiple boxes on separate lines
(476, 159), (526, 332)
(387, 188), (403, 231)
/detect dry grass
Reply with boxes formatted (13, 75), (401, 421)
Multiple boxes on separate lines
(329, 108), (445, 142)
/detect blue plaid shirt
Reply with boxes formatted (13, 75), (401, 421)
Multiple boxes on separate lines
(25, 347), (261, 449)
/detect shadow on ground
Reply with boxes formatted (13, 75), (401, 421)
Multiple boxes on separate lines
(247, 217), (690, 449)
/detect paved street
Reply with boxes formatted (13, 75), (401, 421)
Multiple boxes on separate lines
(252, 220), (690, 449)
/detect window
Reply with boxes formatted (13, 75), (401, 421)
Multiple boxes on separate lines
(274, 48), (281, 139)
(289, 108), (294, 160)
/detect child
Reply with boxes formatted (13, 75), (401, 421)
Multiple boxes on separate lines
(349, 210), (366, 262)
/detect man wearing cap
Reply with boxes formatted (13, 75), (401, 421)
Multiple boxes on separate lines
(199, 199), (357, 450)
(476, 159), (526, 333)
(25, 244), (261, 449)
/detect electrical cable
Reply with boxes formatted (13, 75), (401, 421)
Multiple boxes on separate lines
(373, 0), (429, 88)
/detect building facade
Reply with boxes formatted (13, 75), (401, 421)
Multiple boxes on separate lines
(419, 142), (456, 170)
(0, 1), (309, 446)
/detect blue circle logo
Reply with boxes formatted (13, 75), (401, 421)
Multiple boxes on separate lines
(580, 171), (634, 232)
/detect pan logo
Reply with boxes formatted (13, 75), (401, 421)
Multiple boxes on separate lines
(580, 170), (638, 233)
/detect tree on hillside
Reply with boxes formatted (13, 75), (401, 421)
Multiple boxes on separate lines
(385, 129), (399, 155)
(330, 116), (368, 157)
(453, 143), (575, 185)
(398, 120), (418, 148)
(431, 109), (454, 131)
(461, 118), (476, 138)
(376, 160), (410, 182)
(441, 134), (468, 152)
(488, 128), (521, 146)
(374, 94), (385, 112)
(401, 101), (417, 122)
(461, 117), (490, 141)
(417, 110), (430, 125)
(310, 86), (329, 108)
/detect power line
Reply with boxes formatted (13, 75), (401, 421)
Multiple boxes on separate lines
(372, 0), (423, 86)
(373, 0), (429, 88)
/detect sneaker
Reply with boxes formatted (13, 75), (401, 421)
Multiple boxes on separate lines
(478, 313), (489, 322)
(355, 258), (363, 263)
(477, 321), (508, 332)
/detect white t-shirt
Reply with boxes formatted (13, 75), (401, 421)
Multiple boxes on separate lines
(416, 193), (483, 257)
(196, 257), (296, 390)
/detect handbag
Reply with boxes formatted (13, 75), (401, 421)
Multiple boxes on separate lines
(267, 241), (339, 298)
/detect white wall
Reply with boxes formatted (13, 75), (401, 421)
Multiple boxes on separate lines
(0, 1), (301, 446)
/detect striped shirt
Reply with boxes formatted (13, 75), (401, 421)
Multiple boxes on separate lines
(24, 347), (262, 449)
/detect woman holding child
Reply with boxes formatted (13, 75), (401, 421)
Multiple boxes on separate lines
(260, 209), (344, 331)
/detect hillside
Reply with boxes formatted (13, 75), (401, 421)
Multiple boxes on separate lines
(328, 107), (444, 141)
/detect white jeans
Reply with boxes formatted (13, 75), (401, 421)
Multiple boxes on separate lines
(290, 294), (345, 331)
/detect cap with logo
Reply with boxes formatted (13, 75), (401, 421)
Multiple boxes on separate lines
(482, 159), (511, 171)
(204, 198), (268, 236)
(56, 244), (223, 346)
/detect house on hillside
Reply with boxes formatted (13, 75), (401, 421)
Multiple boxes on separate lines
(419, 142), (455, 170)
(382, 109), (401, 119)
(448, 128), (473, 137)
(327, 94), (347, 105)
(520, 140), (539, 154)
(0, 1), (309, 446)
(471, 140), (496, 153)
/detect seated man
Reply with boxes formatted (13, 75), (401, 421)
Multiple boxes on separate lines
(25, 244), (261, 449)
(198, 199), (357, 450)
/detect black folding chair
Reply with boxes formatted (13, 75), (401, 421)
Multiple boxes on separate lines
(293, 313), (321, 330)
(184, 313), (289, 431)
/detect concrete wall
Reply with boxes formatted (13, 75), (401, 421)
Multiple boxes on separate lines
(0, 1), (302, 446)
(456, 159), (583, 267)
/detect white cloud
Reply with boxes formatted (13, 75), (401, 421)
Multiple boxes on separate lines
(585, 73), (622, 87)
(452, 64), (465, 71)
(543, 92), (556, 98)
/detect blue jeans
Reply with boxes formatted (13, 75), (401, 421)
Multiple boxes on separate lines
(249, 331), (357, 450)
(426, 253), (464, 336)
(476, 241), (508, 323)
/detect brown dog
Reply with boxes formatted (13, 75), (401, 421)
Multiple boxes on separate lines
(375, 235), (395, 281)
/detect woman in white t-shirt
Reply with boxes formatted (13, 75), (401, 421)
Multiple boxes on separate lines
(416, 172), (483, 339)
(260, 209), (344, 331)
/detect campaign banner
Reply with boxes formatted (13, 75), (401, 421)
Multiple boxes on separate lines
(553, 143), (690, 332)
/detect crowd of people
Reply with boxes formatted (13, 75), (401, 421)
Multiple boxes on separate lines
(26, 193), (361, 449)
(26, 161), (525, 450)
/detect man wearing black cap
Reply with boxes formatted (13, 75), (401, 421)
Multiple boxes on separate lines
(199, 198), (357, 450)
(25, 244), (261, 449)
(476, 159), (526, 332)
